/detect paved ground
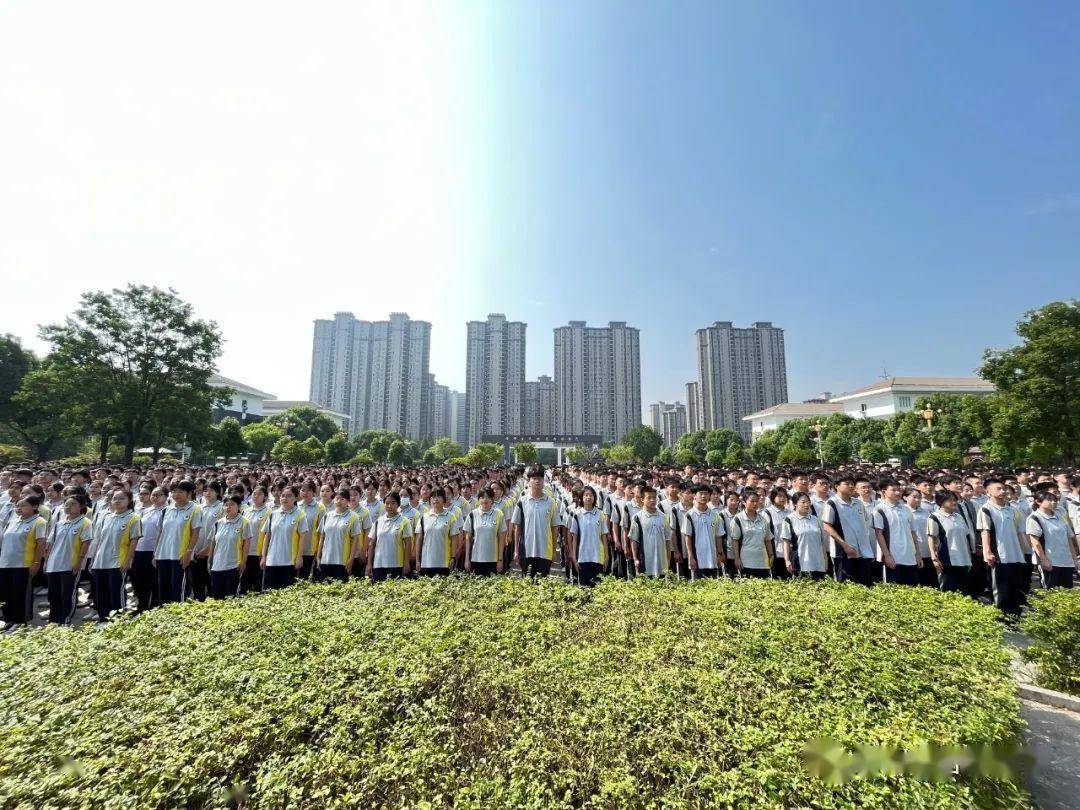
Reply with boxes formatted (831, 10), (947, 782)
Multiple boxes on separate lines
(1021, 699), (1080, 810)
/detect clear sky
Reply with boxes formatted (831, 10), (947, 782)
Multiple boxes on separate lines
(2, 1), (1078, 413)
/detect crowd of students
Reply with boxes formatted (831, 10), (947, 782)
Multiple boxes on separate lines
(1, 460), (1078, 630)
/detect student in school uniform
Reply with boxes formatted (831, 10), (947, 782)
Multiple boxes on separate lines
(511, 467), (563, 579)
(873, 479), (923, 586)
(314, 489), (364, 584)
(781, 493), (829, 580)
(241, 486), (272, 594)
(1026, 490), (1078, 590)
(0, 496), (47, 629)
(764, 488), (792, 579)
(627, 487), (675, 577)
(821, 474), (874, 586)
(718, 491), (741, 578)
(297, 481), (326, 581)
(904, 487), (938, 587)
(568, 486), (610, 587)
(259, 485), (310, 591)
(208, 495), (253, 598)
(682, 484), (726, 579)
(463, 487), (507, 577)
(729, 489), (774, 579)
(925, 490), (973, 593)
(189, 481), (223, 602)
(153, 481), (202, 605)
(416, 488), (462, 576)
(90, 489), (141, 622)
(977, 478), (1027, 616)
(366, 491), (413, 582)
(43, 496), (93, 624)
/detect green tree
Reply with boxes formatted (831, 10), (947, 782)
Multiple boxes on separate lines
(323, 433), (353, 464)
(860, 441), (888, 463)
(749, 430), (781, 464)
(622, 426), (663, 463)
(820, 433), (853, 465)
(882, 412), (930, 460)
(208, 417), (247, 460)
(0, 335), (35, 430)
(655, 446), (675, 465)
(387, 440), (406, 466)
(674, 431), (708, 464)
(514, 442), (539, 463)
(723, 441), (746, 467)
(266, 406), (339, 444)
(565, 446), (585, 464)
(601, 444), (637, 464)
(915, 447), (963, 468)
(980, 300), (1080, 462)
(370, 435), (392, 462)
(430, 437), (462, 463)
(777, 441), (817, 467)
(242, 421), (286, 461)
(704, 428), (743, 453)
(704, 449), (724, 467)
(348, 450), (376, 466)
(39, 284), (225, 463)
(6, 362), (81, 460)
(464, 443), (503, 467)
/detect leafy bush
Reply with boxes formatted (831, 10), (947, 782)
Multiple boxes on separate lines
(1022, 589), (1080, 695)
(0, 579), (1025, 808)
(915, 447), (963, 469)
(0, 443), (29, 464)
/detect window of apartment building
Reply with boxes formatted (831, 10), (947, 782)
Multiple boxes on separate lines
(897, 395), (912, 409)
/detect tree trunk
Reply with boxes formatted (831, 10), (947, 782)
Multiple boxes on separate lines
(97, 432), (110, 464)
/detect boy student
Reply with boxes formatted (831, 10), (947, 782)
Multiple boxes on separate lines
(873, 479), (923, 586)
(977, 477), (1027, 616)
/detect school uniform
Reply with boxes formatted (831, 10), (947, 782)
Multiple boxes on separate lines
(417, 509), (461, 576)
(511, 494), (562, 578)
(956, 496), (987, 598)
(187, 500), (223, 602)
(133, 505), (163, 611)
(210, 515), (253, 598)
(91, 510), (141, 620)
(977, 502), (1026, 615)
(719, 507), (740, 578)
(241, 504), (271, 594)
(571, 507), (609, 587)
(926, 509), (973, 592)
(294, 499), (325, 581)
(464, 507), (505, 576)
(728, 510), (774, 578)
(821, 496), (875, 586)
(44, 514), (93, 624)
(911, 502), (938, 587)
(873, 501), (921, 586)
(0, 513), (47, 625)
(1026, 511), (1076, 590)
(154, 501), (202, 604)
(368, 513), (414, 582)
(261, 506), (310, 591)
(682, 507), (725, 578)
(628, 508), (673, 577)
(764, 505), (791, 578)
(780, 512), (828, 579)
(317, 509), (362, 583)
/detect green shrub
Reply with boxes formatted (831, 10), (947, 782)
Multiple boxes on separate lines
(0, 443), (29, 464)
(0, 579), (1026, 808)
(1022, 588), (1080, 695)
(915, 447), (963, 469)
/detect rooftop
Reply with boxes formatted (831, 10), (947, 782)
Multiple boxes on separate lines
(830, 376), (995, 401)
(207, 373), (276, 400)
(742, 402), (842, 421)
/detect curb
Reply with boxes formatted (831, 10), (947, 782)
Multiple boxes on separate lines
(1017, 682), (1080, 713)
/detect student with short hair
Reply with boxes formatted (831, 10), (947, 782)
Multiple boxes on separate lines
(316, 489), (364, 584)
(0, 496), (47, 629)
(978, 478), (1027, 615)
(511, 467), (562, 579)
(873, 479), (923, 586)
(729, 489), (774, 579)
(463, 487), (507, 577)
(43, 496), (93, 624)
(153, 481), (202, 604)
(259, 485), (310, 591)
(207, 495), (251, 598)
(366, 491), (413, 583)
(417, 488), (462, 576)
(781, 493), (828, 580)
(568, 486), (610, 587)
(1026, 490), (1078, 590)
(627, 487), (675, 577)
(926, 490), (973, 592)
(90, 489), (141, 621)
(682, 485), (726, 579)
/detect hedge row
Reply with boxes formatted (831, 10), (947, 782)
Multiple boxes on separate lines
(0, 578), (1027, 808)
(1022, 588), (1080, 696)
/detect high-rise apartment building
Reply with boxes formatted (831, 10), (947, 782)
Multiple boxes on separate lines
(553, 321), (641, 444)
(465, 314), (526, 447)
(648, 401), (687, 447)
(694, 321), (787, 440)
(309, 311), (431, 439)
(523, 374), (555, 434)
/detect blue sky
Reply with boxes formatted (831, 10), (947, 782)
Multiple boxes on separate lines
(2, 1), (1077, 410)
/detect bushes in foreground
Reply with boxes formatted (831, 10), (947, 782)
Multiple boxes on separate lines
(0, 578), (1027, 808)
(1022, 588), (1080, 695)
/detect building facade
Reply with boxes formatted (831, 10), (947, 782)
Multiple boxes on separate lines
(828, 377), (995, 420)
(524, 374), (555, 435)
(448, 390), (467, 448)
(465, 314), (526, 447)
(309, 311), (431, 439)
(648, 401), (687, 447)
(554, 321), (641, 444)
(430, 380), (450, 439)
(695, 321), (788, 440)
(685, 381), (702, 433)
